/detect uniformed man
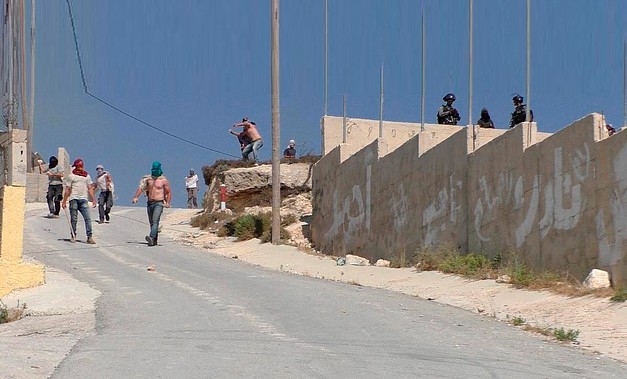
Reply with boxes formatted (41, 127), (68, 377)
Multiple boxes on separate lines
(437, 93), (461, 125)
(509, 94), (534, 128)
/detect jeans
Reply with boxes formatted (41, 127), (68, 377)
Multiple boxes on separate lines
(186, 187), (198, 209)
(147, 200), (164, 241)
(98, 190), (114, 221)
(46, 184), (63, 215)
(69, 199), (92, 238)
(242, 139), (263, 162)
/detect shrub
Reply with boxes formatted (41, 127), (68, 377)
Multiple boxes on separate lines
(611, 288), (627, 302)
(222, 212), (291, 243)
(438, 253), (492, 277)
(553, 327), (580, 342)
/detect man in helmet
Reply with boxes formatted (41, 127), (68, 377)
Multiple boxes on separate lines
(437, 93), (461, 125)
(61, 158), (96, 244)
(509, 94), (534, 128)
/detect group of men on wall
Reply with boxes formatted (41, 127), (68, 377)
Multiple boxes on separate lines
(437, 92), (533, 129)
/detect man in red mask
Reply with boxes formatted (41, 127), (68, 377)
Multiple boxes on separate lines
(62, 158), (97, 244)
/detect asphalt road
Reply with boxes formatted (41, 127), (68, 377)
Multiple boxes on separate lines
(20, 206), (626, 378)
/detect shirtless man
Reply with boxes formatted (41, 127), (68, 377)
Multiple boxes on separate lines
(232, 117), (263, 163)
(132, 161), (172, 246)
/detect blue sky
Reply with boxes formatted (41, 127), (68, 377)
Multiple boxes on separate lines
(30, 0), (627, 208)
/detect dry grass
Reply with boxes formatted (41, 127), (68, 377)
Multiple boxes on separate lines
(412, 246), (620, 299)
(0, 301), (26, 324)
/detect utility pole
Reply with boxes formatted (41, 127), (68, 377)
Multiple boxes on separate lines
(525, 0), (531, 123)
(379, 64), (383, 138)
(468, 0), (473, 127)
(324, 0), (328, 116)
(271, 0), (281, 245)
(420, 4), (425, 132)
(624, 38), (626, 130)
(29, 0), (35, 171)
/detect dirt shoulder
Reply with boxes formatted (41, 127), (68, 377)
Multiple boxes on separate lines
(161, 209), (627, 364)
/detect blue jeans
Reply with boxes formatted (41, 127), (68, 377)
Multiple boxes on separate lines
(69, 199), (92, 238)
(242, 139), (263, 162)
(147, 200), (164, 241)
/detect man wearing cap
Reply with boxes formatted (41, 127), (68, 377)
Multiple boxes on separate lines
(62, 158), (96, 244)
(94, 164), (114, 223)
(132, 161), (172, 246)
(185, 169), (199, 209)
(283, 139), (296, 159)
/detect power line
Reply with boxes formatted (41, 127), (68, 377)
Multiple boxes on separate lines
(65, 0), (239, 159)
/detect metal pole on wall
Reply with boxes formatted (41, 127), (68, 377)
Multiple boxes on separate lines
(624, 38), (626, 129)
(379, 64), (383, 138)
(468, 0), (473, 127)
(525, 0), (531, 123)
(7, 0), (15, 131)
(420, 5), (425, 132)
(324, 0), (328, 116)
(342, 95), (347, 143)
(271, 0), (281, 245)
(29, 0), (35, 171)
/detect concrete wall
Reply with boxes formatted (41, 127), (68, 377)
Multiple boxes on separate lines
(313, 113), (627, 286)
(0, 130), (45, 297)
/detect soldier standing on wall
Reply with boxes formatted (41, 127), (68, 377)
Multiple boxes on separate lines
(437, 93), (461, 125)
(509, 94), (534, 128)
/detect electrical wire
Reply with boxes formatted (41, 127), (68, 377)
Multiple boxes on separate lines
(65, 0), (240, 159)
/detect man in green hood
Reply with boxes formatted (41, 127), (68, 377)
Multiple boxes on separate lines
(132, 161), (171, 246)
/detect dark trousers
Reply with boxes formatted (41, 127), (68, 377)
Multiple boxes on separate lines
(46, 184), (63, 215)
(98, 190), (113, 221)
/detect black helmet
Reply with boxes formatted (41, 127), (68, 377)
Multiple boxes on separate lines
(512, 95), (523, 103)
(443, 93), (456, 101)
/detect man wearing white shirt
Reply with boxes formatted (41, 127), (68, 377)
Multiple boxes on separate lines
(185, 169), (199, 209)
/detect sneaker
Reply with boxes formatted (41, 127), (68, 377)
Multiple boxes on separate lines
(145, 236), (155, 246)
(46, 213), (54, 218)
(70, 236), (76, 243)
(86, 237), (96, 244)
(53, 214), (60, 218)
(97, 220), (104, 224)
(105, 213), (110, 222)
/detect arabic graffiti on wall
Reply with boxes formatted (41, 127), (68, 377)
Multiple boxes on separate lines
(596, 143), (627, 267)
(472, 143), (590, 247)
(422, 175), (463, 246)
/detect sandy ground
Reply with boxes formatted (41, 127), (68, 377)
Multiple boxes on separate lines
(160, 208), (627, 364)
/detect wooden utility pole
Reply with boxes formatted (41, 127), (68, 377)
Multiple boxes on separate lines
(271, 0), (281, 244)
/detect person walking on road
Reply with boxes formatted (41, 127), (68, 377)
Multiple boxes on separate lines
(40, 156), (64, 218)
(61, 158), (96, 244)
(185, 169), (199, 209)
(94, 164), (114, 223)
(132, 161), (172, 247)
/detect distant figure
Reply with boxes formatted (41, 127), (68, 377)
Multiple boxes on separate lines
(606, 123), (616, 136)
(41, 156), (64, 218)
(283, 139), (296, 159)
(185, 168), (199, 209)
(231, 117), (263, 162)
(93, 164), (114, 224)
(61, 158), (96, 244)
(477, 108), (495, 129)
(509, 94), (534, 128)
(437, 93), (461, 125)
(132, 161), (171, 247)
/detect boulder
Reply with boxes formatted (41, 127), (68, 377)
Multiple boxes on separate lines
(582, 269), (611, 289)
(374, 259), (390, 267)
(345, 254), (370, 266)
